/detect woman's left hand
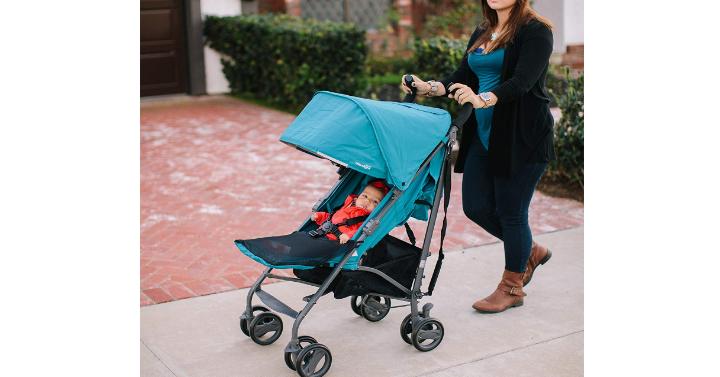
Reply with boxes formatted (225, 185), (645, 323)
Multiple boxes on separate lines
(447, 83), (484, 109)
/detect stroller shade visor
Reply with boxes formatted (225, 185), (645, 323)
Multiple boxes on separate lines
(280, 91), (451, 190)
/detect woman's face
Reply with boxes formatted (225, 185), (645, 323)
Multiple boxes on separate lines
(487, 0), (516, 11)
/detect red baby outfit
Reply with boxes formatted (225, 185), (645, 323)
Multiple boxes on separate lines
(313, 195), (370, 241)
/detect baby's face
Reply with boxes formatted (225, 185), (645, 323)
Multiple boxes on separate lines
(355, 186), (384, 212)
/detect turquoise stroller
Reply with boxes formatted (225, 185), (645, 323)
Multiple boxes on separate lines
(234, 79), (473, 377)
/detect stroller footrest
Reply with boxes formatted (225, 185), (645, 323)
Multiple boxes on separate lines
(256, 289), (299, 319)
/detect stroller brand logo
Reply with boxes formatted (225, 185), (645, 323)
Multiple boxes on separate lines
(355, 162), (371, 170)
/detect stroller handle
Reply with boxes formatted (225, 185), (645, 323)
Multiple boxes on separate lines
(401, 75), (474, 129)
(445, 82), (474, 131)
(403, 73), (474, 133)
(402, 74), (418, 103)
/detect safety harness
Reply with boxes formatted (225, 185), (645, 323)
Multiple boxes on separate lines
(309, 215), (369, 239)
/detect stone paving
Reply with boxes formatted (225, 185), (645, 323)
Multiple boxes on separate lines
(140, 96), (584, 306)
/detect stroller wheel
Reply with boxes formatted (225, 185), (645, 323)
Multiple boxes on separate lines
(248, 312), (283, 346)
(350, 295), (363, 316)
(294, 343), (332, 377)
(284, 336), (318, 371)
(399, 314), (415, 344)
(360, 295), (391, 322)
(411, 318), (444, 352)
(240, 305), (269, 336)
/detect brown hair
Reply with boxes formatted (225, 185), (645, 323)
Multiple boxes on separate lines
(468, 0), (553, 54)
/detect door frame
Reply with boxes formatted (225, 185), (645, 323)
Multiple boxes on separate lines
(184, 0), (206, 95)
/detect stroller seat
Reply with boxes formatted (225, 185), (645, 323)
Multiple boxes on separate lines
(235, 231), (357, 270)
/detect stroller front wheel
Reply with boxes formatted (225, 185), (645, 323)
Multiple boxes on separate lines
(240, 305), (269, 336)
(248, 312), (283, 345)
(284, 335), (318, 370)
(294, 343), (332, 377)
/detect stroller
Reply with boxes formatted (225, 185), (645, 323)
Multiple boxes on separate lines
(234, 78), (473, 377)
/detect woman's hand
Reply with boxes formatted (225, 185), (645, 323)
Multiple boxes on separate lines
(447, 83), (485, 109)
(310, 212), (317, 221)
(400, 75), (431, 96)
(339, 234), (350, 244)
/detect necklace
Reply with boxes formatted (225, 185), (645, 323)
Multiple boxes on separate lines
(491, 32), (498, 41)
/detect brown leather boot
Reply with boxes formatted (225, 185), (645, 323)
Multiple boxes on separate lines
(472, 270), (526, 313)
(523, 241), (552, 287)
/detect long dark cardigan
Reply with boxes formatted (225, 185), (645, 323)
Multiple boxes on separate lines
(439, 19), (555, 177)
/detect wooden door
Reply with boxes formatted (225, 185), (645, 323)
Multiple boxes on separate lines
(141, 0), (188, 96)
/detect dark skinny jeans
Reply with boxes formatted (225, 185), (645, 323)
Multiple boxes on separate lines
(461, 137), (547, 273)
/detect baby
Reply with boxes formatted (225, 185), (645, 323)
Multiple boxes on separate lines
(310, 180), (389, 244)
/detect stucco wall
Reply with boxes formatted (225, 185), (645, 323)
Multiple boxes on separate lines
(532, 0), (584, 52)
(564, 0), (584, 45)
(200, 0), (242, 94)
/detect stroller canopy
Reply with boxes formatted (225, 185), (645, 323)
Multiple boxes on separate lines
(280, 91), (451, 190)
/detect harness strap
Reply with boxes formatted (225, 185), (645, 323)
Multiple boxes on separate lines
(311, 215), (369, 239)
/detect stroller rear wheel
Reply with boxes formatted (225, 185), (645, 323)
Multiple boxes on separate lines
(248, 312), (283, 345)
(360, 295), (391, 322)
(411, 318), (444, 352)
(294, 343), (332, 377)
(284, 336), (318, 370)
(240, 305), (269, 336)
(350, 295), (363, 316)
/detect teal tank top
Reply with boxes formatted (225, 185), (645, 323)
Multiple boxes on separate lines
(467, 47), (505, 149)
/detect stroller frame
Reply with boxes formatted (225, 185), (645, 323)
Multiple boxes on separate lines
(241, 136), (451, 350)
(239, 81), (473, 375)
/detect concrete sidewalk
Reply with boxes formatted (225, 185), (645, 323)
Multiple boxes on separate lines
(141, 226), (583, 377)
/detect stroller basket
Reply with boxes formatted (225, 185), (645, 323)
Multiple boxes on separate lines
(293, 234), (421, 299)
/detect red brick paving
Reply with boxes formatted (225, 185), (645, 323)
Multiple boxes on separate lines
(140, 96), (584, 306)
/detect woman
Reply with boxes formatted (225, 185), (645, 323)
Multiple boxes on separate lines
(401, 0), (554, 313)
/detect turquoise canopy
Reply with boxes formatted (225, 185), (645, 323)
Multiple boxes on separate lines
(280, 91), (451, 190)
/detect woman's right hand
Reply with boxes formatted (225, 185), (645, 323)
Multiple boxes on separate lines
(400, 74), (431, 96)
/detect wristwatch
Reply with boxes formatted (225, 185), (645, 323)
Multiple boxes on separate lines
(426, 80), (439, 96)
(479, 92), (493, 107)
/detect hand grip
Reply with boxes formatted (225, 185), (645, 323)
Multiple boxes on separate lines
(453, 103), (474, 128)
(402, 74), (417, 103)
(447, 82), (474, 128)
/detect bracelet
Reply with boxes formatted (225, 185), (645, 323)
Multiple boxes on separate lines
(426, 80), (439, 97)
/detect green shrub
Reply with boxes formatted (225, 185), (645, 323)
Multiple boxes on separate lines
(545, 65), (567, 107)
(548, 68), (584, 188)
(412, 37), (465, 81)
(365, 56), (414, 77)
(203, 14), (367, 112)
(421, 0), (483, 39)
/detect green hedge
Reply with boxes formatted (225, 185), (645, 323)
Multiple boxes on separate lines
(413, 37), (466, 82)
(203, 14), (367, 112)
(548, 69), (584, 188)
(365, 56), (414, 77)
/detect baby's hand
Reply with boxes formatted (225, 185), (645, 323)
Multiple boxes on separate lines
(339, 234), (350, 244)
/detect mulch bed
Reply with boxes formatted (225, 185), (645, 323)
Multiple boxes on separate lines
(537, 175), (584, 203)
